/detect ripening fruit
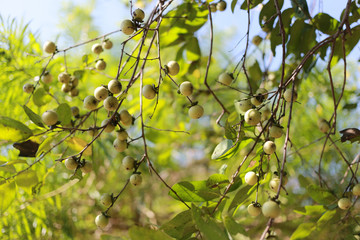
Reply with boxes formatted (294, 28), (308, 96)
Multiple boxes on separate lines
(100, 193), (112, 207)
(104, 96), (118, 111)
(179, 81), (193, 96)
(64, 157), (78, 170)
(283, 89), (298, 102)
(244, 171), (258, 185)
(122, 156), (135, 170)
(188, 105), (204, 119)
(69, 88), (79, 97)
(102, 39), (113, 50)
(83, 96), (99, 110)
(117, 129), (128, 140)
(113, 139), (127, 152)
(142, 84), (156, 99)
(43, 41), (56, 54)
(216, 1), (227, 11)
(269, 125), (283, 138)
(101, 119), (115, 133)
(269, 178), (280, 191)
(42, 110), (58, 126)
(119, 110), (133, 126)
(210, 3), (217, 12)
(262, 200), (281, 218)
(247, 203), (262, 216)
(318, 118), (330, 133)
(61, 83), (71, 93)
(353, 184), (360, 196)
(121, 19), (135, 35)
(252, 35), (263, 46)
(234, 99), (252, 113)
(71, 106), (80, 117)
(81, 161), (93, 173)
(95, 214), (109, 228)
(70, 76), (79, 87)
(92, 43), (103, 55)
(251, 88), (268, 106)
(218, 72), (233, 86)
(94, 86), (109, 101)
(58, 72), (70, 84)
(133, 8), (145, 21)
(166, 61), (180, 76)
(263, 141), (276, 155)
(130, 174), (142, 186)
(338, 198), (352, 210)
(95, 60), (106, 71)
(42, 71), (53, 84)
(108, 80), (122, 94)
(244, 109), (261, 126)
(23, 83), (34, 93)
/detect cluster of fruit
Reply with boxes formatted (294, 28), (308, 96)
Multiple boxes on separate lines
(209, 0), (227, 12)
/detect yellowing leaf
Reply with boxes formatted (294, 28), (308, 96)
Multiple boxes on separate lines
(66, 137), (92, 156)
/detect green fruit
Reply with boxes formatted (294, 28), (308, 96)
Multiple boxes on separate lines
(64, 157), (78, 170)
(353, 184), (360, 196)
(142, 84), (156, 99)
(101, 119), (115, 133)
(95, 214), (109, 228)
(262, 200), (280, 218)
(92, 43), (103, 55)
(179, 81), (193, 96)
(283, 89), (298, 102)
(119, 110), (133, 126)
(244, 171), (258, 185)
(251, 88), (268, 106)
(104, 96), (118, 111)
(244, 109), (261, 126)
(210, 3), (217, 12)
(102, 39), (113, 50)
(61, 83), (71, 93)
(188, 105), (204, 119)
(122, 156), (135, 170)
(318, 118), (330, 133)
(117, 129), (128, 141)
(42, 110), (58, 126)
(130, 174), (142, 186)
(71, 106), (80, 117)
(234, 99), (252, 113)
(218, 72), (233, 86)
(83, 96), (99, 110)
(58, 72), (70, 84)
(260, 107), (271, 121)
(43, 41), (56, 54)
(338, 198), (352, 210)
(166, 61), (180, 76)
(269, 178), (280, 191)
(70, 76), (79, 87)
(95, 59), (106, 71)
(42, 71), (53, 84)
(94, 86), (109, 101)
(108, 80), (122, 94)
(81, 161), (93, 174)
(263, 141), (276, 155)
(216, 1), (227, 11)
(100, 193), (112, 207)
(69, 88), (79, 97)
(23, 83), (34, 93)
(133, 8), (145, 21)
(269, 125), (282, 138)
(121, 19), (135, 35)
(247, 203), (262, 216)
(113, 139), (127, 152)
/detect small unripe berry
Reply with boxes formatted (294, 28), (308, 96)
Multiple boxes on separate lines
(142, 84), (156, 99)
(94, 86), (109, 101)
(102, 40), (113, 50)
(122, 156), (135, 170)
(244, 171), (258, 185)
(108, 80), (122, 94)
(269, 125), (283, 138)
(43, 41), (56, 54)
(188, 105), (204, 119)
(101, 119), (115, 133)
(133, 8), (145, 21)
(262, 200), (281, 218)
(100, 193), (112, 207)
(117, 129), (128, 141)
(269, 178), (280, 191)
(70, 76), (79, 87)
(58, 72), (70, 84)
(130, 174), (142, 186)
(95, 214), (109, 228)
(95, 59), (106, 71)
(218, 72), (233, 86)
(166, 61), (180, 76)
(247, 203), (261, 216)
(71, 106), (80, 117)
(92, 43), (103, 55)
(234, 99), (252, 113)
(42, 110), (58, 126)
(244, 109), (261, 126)
(283, 89), (298, 102)
(104, 96), (118, 111)
(119, 110), (133, 126)
(81, 161), (93, 173)
(338, 198), (352, 210)
(121, 19), (135, 35)
(23, 83), (34, 93)
(113, 139), (127, 152)
(353, 184), (360, 196)
(42, 71), (53, 84)
(64, 157), (78, 170)
(179, 81), (193, 96)
(83, 95), (99, 110)
(210, 3), (217, 12)
(61, 83), (71, 93)
(216, 1), (227, 11)
(263, 141), (276, 155)
(318, 118), (330, 133)
(260, 107), (271, 121)
(251, 88), (268, 106)
(69, 88), (79, 97)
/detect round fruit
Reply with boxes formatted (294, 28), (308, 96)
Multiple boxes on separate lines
(61, 83), (71, 93)
(69, 88), (79, 97)
(121, 19), (135, 35)
(244, 109), (261, 126)
(89, 127), (99, 137)
(92, 43), (103, 55)
(23, 83), (34, 93)
(353, 184), (360, 196)
(166, 61), (180, 76)
(133, 8), (145, 21)
(43, 41), (56, 54)
(269, 178), (280, 192)
(283, 89), (298, 102)
(188, 105), (204, 119)
(260, 107), (271, 121)
(210, 3), (217, 12)
(263, 141), (276, 155)
(338, 198), (352, 210)
(247, 203), (262, 216)
(117, 129), (128, 141)
(318, 118), (330, 133)
(70, 76), (79, 87)
(179, 81), (194, 96)
(71, 106), (80, 117)
(42, 110), (58, 126)
(100, 193), (112, 207)
(244, 171), (258, 185)
(119, 110), (133, 126)
(218, 72), (233, 86)
(104, 96), (118, 111)
(252, 35), (263, 46)
(122, 156), (135, 170)
(83, 96), (99, 110)
(216, 1), (227, 11)
(102, 39), (113, 50)
(94, 86), (109, 101)
(108, 80), (122, 94)
(113, 139), (127, 152)
(101, 119), (115, 133)
(64, 157), (78, 170)
(269, 125), (283, 138)
(142, 84), (156, 99)
(130, 174), (142, 186)
(95, 214), (109, 228)
(95, 60), (106, 71)
(262, 200), (281, 218)
(251, 88), (268, 106)
(81, 161), (93, 173)
(42, 71), (53, 84)
(58, 72), (70, 84)
(234, 99), (252, 113)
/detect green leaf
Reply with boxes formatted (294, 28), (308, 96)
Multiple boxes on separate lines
(169, 180), (222, 202)
(241, 0), (262, 10)
(129, 226), (173, 240)
(206, 174), (229, 189)
(22, 105), (44, 128)
(247, 59), (262, 90)
(191, 205), (229, 240)
(270, 8), (293, 56)
(73, 70), (84, 79)
(56, 103), (72, 126)
(228, 184), (254, 212)
(259, 0), (284, 27)
(161, 210), (197, 239)
(15, 170), (38, 188)
(185, 37), (201, 61)
(32, 87), (52, 106)
(317, 209), (337, 228)
(293, 205), (326, 216)
(224, 216), (247, 236)
(211, 139), (240, 160)
(333, 25), (360, 62)
(307, 184), (337, 205)
(313, 13), (340, 35)
(231, 0), (238, 13)
(69, 168), (83, 181)
(291, 0), (310, 19)
(0, 116), (32, 142)
(0, 181), (16, 214)
(287, 19), (316, 57)
(290, 222), (316, 240)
